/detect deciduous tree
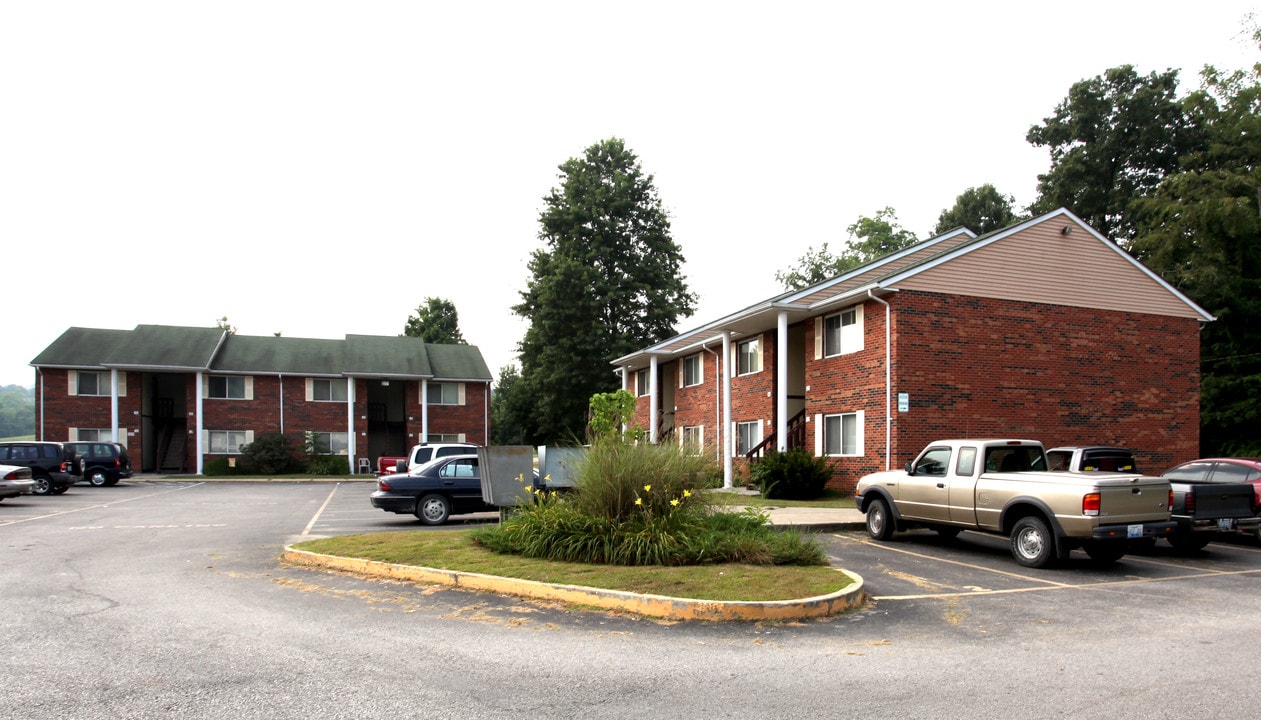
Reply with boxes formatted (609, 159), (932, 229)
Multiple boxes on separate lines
(933, 184), (1020, 235)
(776, 208), (918, 291)
(402, 297), (467, 344)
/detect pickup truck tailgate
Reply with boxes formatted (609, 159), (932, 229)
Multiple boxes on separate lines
(1179, 482), (1257, 519)
(1096, 476), (1170, 521)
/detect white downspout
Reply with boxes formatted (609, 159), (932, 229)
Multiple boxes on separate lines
(110, 369), (120, 443)
(421, 379), (429, 443)
(649, 356), (659, 444)
(195, 372), (205, 475)
(347, 378), (357, 473)
(37, 369), (44, 440)
(868, 290), (892, 470)
(722, 331), (733, 489)
(278, 375), (284, 434)
(776, 311), (788, 452)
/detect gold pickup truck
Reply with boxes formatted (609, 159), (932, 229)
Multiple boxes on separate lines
(853, 439), (1176, 568)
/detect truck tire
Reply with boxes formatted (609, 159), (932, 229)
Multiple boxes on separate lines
(1084, 541), (1127, 564)
(1010, 516), (1056, 568)
(1166, 532), (1212, 554)
(865, 497), (895, 541)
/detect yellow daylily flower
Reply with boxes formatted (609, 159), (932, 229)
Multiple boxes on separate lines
(670, 498), (680, 507)
(682, 489), (692, 498)
(634, 497), (643, 506)
(643, 484), (652, 492)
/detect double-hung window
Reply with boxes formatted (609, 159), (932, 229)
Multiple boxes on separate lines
(208, 430), (247, 454)
(307, 431), (349, 455)
(737, 337), (761, 375)
(636, 370), (650, 397)
(736, 420), (761, 455)
(426, 382), (459, 405)
(312, 379), (348, 402)
(208, 376), (246, 400)
(823, 306), (863, 357)
(821, 411), (863, 456)
(680, 425), (703, 454)
(77, 371), (105, 396)
(683, 354), (703, 387)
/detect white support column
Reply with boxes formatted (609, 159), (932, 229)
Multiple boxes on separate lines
(649, 356), (659, 444)
(110, 368), (120, 443)
(421, 379), (429, 443)
(195, 372), (205, 475)
(776, 311), (788, 452)
(347, 378), (357, 472)
(722, 331), (733, 489)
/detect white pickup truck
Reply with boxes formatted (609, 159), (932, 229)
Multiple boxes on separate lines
(854, 439), (1176, 568)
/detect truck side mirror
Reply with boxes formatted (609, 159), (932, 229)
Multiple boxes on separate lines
(905, 460), (915, 474)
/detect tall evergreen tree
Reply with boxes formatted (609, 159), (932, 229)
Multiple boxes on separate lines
(402, 297), (467, 344)
(513, 138), (696, 445)
(1027, 65), (1204, 244)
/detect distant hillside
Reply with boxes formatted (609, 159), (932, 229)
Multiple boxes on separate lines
(0, 385), (35, 438)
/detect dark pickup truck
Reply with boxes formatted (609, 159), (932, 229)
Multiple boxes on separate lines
(1048, 446), (1260, 552)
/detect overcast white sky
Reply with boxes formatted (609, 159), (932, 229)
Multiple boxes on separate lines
(2, 2), (1256, 389)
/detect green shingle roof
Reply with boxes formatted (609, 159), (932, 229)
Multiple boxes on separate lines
(31, 326), (491, 381)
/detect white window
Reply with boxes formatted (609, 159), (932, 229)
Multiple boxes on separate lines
(426, 382), (461, 405)
(208, 430), (248, 454)
(821, 412), (864, 456)
(683, 354), (703, 387)
(307, 431), (349, 455)
(737, 337), (761, 375)
(72, 428), (109, 441)
(636, 370), (650, 397)
(76, 371), (105, 396)
(208, 376), (246, 400)
(823, 305), (864, 357)
(736, 420), (761, 455)
(680, 425), (703, 454)
(311, 378), (348, 402)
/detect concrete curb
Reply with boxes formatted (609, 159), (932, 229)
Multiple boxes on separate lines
(282, 546), (869, 622)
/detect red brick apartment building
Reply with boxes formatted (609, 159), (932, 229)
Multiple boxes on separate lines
(613, 208), (1213, 491)
(30, 327), (492, 474)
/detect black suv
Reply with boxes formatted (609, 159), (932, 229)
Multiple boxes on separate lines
(0, 441), (75, 495)
(63, 441), (133, 486)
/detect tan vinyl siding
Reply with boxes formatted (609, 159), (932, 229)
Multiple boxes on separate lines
(894, 222), (1204, 319)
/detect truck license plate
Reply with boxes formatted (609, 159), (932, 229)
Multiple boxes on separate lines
(1218, 518), (1236, 530)
(1127, 524), (1143, 538)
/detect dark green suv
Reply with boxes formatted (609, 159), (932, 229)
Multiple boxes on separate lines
(63, 442), (133, 486)
(0, 441), (75, 495)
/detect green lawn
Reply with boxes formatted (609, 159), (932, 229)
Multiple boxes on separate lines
(291, 528), (854, 603)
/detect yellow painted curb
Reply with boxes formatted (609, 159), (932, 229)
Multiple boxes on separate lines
(282, 546), (868, 622)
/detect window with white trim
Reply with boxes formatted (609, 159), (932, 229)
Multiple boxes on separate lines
(426, 382), (459, 405)
(306, 431), (349, 455)
(737, 337), (761, 375)
(77, 371), (106, 396)
(680, 425), (703, 454)
(736, 420), (761, 455)
(636, 370), (650, 397)
(312, 378), (348, 402)
(72, 428), (110, 441)
(208, 376), (246, 400)
(683, 354), (703, 387)
(208, 430), (248, 454)
(822, 412), (863, 456)
(823, 306), (863, 357)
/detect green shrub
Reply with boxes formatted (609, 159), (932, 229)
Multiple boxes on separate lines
(240, 432), (302, 475)
(307, 455), (349, 476)
(749, 448), (834, 500)
(471, 441), (825, 567)
(202, 456), (240, 476)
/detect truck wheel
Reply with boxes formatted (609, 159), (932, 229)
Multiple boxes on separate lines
(32, 475), (52, 495)
(88, 469), (110, 487)
(1166, 532), (1212, 554)
(1010, 516), (1056, 568)
(415, 493), (451, 525)
(1084, 541), (1127, 564)
(865, 497), (895, 541)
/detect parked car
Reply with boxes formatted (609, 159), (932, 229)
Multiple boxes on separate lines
(393, 442), (480, 475)
(0, 464), (36, 501)
(1162, 458), (1261, 541)
(63, 441), (133, 486)
(370, 454), (497, 525)
(0, 441), (75, 495)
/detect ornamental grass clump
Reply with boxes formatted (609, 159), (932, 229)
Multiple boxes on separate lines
(472, 439), (825, 567)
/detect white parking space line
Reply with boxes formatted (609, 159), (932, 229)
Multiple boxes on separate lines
(301, 484), (341, 537)
(0, 482), (204, 527)
(835, 534), (1261, 601)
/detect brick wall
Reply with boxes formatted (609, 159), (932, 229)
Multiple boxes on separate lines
(402, 381), (489, 446)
